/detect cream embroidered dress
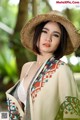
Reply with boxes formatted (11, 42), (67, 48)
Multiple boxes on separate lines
(6, 56), (80, 120)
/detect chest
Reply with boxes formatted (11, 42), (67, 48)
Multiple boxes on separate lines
(23, 64), (41, 91)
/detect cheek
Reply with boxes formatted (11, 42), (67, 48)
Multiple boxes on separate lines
(56, 40), (60, 47)
(52, 39), (60, 49)
(39, 37), (43, 47)
(37, 39), (43, 51)
(40, 34), (47, 42)
(37, 38), (40, 47)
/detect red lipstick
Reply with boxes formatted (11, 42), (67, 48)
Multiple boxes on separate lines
(43, 43), (50, 47)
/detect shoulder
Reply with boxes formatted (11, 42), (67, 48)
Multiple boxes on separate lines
(22, 61), (35, 68)
(52, 59), (68, 70)
(20, 61), (35, 80)
(54, 59), (70, 70)
(57, 60), (73, 80)
(58, 60), (71, 72)
(53, 59), (72, 75)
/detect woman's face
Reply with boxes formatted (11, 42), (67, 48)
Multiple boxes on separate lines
(38, 21), (61, 55)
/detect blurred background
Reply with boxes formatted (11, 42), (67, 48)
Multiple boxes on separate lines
(0, 0), (80, 111)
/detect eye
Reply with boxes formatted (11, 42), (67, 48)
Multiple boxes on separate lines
(53, 34), (60, 38)
(41, 30), (47, 33)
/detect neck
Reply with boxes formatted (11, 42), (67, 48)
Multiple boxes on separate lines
(36, 53), (53, 65)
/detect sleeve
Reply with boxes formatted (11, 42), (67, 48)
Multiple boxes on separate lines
(58, 63), (78, 103)
(6, 85), (24, 120)
(56, 63), (80, 120)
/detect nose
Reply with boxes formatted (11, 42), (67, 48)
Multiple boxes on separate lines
(46, 34), (52, 42)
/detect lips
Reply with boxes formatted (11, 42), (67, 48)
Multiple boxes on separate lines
(43, 43), (51, 47)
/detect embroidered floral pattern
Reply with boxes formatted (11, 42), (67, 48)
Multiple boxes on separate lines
(31, 57), (64, 102)
(7, 98), (22, 120)
(63, 96), (80, 115)
(55, 96), (80, 120)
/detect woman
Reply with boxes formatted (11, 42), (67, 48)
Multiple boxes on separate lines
(6, 10), (80, 120)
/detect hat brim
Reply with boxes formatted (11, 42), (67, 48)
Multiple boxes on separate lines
(21, 12), (80, 55)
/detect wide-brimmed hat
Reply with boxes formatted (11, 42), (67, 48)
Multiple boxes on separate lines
(21, 10), (80, 55)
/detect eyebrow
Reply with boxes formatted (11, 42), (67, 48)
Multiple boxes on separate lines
(43, 27), (61, 35)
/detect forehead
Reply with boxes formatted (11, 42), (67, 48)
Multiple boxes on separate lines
(43, 21), (61, 32)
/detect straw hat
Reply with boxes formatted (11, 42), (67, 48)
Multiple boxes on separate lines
(21, 10), (80, 55)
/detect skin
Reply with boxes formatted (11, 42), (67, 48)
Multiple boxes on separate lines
(20, 21), (61, 96)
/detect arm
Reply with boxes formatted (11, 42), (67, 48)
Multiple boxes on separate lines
(57, 63), (80, 119)
(58, 63), (78, 103)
